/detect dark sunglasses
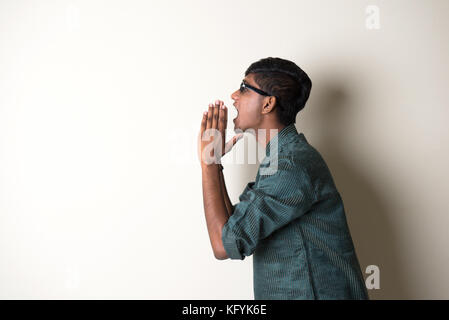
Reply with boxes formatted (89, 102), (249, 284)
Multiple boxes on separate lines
(239, 81), (272, 96)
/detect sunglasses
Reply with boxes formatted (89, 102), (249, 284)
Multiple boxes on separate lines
(239, 80), (272, 97)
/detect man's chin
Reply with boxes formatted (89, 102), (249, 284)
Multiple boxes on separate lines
(233, 119), (240, 131)
(234, 123), (243, 133)
(234, 119), (251, 134)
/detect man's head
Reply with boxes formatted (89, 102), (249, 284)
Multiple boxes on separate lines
(231, 57), (312, 132)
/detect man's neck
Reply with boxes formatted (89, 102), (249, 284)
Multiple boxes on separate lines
(255, 123), (287, 150)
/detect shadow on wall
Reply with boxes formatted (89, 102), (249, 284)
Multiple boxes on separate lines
(300, 73), (410, 299)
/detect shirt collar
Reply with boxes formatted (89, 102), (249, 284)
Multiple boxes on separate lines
(264, 123), (299, 158)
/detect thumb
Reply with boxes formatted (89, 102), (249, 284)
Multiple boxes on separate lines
(224, 133), (244, 154)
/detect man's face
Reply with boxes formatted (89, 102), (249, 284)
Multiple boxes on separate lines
(230, 73), (265, 133)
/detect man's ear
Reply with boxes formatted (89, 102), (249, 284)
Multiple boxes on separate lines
(262, 96), (277, 114)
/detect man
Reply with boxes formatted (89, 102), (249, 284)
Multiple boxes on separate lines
(198, 57), (369, 300)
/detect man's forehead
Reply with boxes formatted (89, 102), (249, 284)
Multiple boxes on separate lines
(243, 74), (255, 85)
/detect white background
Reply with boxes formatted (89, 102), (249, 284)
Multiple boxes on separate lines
(1, 0), (448, 299)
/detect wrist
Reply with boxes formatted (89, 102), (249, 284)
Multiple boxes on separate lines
(201, 163), (221, 173)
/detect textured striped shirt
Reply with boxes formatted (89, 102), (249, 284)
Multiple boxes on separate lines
(221, 124), (369, 300)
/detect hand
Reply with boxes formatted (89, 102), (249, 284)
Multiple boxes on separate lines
(197, 100), (243, 167)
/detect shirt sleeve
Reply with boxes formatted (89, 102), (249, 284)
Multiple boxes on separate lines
(221, 159), (316, 260)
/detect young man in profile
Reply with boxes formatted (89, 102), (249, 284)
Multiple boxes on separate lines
(198, 57), (369, 300)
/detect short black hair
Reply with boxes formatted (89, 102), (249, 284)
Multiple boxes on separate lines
(245, 57), (312, 126)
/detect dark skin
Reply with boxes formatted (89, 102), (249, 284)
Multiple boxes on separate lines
(198, 73), (286, 260)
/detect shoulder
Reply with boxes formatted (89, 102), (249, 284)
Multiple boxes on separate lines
(285, 136), (339, 195)
(257, 155), (316, 201)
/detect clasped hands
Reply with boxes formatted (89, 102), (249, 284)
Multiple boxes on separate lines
(197, 100), (243, 168)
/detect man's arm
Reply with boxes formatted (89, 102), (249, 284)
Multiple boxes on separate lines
(218, 165), (234, 218)
(199, 100), (241, 260)
(202, 164), (229, 260)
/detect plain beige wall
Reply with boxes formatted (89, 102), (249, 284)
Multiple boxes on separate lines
(1, 0), (448, 299)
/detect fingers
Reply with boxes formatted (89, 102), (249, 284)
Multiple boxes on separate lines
(200, 111), (207, 133)
(205, 99), (227, 136)
(223, 101), (227, 126)
(220, 100), (227, 129)
(206, 100), (226, 131)
(206, 103), (213, 130)
(211, 100), (220, 129)
(198, 111), (208, 164)
(218, 101), (226, 135)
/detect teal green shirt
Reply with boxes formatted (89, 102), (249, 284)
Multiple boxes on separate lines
(221, 124), (369, 300)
